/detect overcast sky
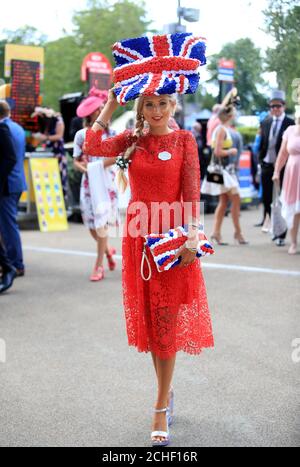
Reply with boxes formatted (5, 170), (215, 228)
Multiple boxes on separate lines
(0, 0), (274, 53)
(0, 0), (277, 88)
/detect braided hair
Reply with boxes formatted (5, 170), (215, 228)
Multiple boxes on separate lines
(116, 97), (145, 193)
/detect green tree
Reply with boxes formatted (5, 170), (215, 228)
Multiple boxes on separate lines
(74, 0), (151, 58)
(43, 0), (151, 110)
(207, 38), (266, 114)
(264, 1), (300, 109)
(42, 36), (83, 109)
(2, 26), (47, 46)
(185, 89), (216, 111)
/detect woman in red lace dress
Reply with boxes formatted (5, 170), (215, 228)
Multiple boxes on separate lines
(85, 89), (214, 445)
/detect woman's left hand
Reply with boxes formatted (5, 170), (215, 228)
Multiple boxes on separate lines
(174, 247), (197, 268)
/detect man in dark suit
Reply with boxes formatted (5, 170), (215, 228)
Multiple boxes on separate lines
(257, 90), (295, 246)
(0, 100), (27, 279)
(0, 111), (18, 293)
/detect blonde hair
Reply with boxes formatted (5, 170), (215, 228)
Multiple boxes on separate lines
(218, 106), (235, 123)
(116, 94), (177, 193)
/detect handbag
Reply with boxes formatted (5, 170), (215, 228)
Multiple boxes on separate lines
(271, 183), (287, 239)
(141, 225), (215, 281)
(206, 150), (224, 185)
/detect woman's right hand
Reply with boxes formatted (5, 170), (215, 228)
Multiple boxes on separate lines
(92, 85), (121, 132)
(107, 84), (121, 107)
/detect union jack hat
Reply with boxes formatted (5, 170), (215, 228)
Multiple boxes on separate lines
(112, 33), (207, 105)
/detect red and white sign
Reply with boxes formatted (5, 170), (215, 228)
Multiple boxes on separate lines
(81, 52), (113, 82)
(218, 59), (235, 69)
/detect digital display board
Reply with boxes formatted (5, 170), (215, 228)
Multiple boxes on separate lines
(11, 59), (40, 131)
(88, 71), (111, 91)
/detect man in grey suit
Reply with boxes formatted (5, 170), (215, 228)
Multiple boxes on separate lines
(257, 90), (295, 246)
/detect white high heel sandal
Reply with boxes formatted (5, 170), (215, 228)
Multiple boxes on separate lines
(151, 407), (170, 447)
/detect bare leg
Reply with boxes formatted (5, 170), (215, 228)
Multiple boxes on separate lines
(289, 214), (300, 254)
(89, 229), (97, 242)
(228, 192), (242, 235)
(89, 229), (107, 268)
(89, 229), (98, 271)
(212, 193), (228, 238)
(151, 352), (158, 377)
(152, 354), (176, 442)
(151, 351), (173, 400)
(96, 236), (108, 268)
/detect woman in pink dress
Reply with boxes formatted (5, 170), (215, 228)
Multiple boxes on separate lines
(273, 106), (300, 255)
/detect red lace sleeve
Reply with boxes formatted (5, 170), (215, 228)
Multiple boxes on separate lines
(182, 131), (201, 221)
(84, 128), (133, 157)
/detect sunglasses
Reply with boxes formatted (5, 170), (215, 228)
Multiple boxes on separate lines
(269, 104), (284, 109)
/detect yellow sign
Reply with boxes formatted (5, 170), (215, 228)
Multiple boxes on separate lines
(30, 158), (68, 233)
(4, 44), (44, 79)
(20, 159), (35, 204)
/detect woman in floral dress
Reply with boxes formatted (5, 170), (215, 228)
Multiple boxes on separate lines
(73, 89), (118, 281)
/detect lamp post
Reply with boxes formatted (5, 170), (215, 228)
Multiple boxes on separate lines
(176, 1), (185, 128)
(178, 0), (182, 25)
(176, 1), (200, 128)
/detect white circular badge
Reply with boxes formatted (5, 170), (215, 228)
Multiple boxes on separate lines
(158, 151), (172, 161)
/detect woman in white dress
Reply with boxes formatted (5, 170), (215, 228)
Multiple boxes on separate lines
(73, 88), (119, 281)
(201, 89), (248, 245)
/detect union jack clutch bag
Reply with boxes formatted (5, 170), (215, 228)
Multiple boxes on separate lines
(141, 226), (214, 281)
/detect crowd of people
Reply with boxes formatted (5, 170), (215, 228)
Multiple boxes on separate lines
(1, 85), (300, 296)
(202, 88), (299, 253)
(1, 85), (299, 295)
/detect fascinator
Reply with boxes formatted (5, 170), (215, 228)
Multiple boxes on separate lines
(76, 87), (108, 118)
(112, 33), (207, 105)
(31, 107), (59, 118)
(221, 87), (241, 112)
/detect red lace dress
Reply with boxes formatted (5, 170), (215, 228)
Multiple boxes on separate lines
(85, 128), (214, 359)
